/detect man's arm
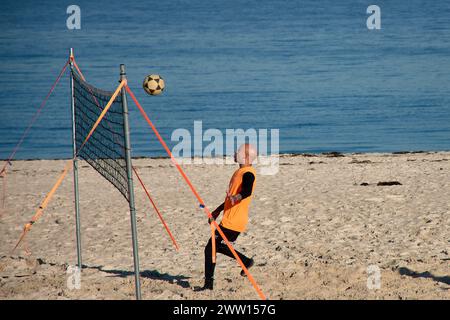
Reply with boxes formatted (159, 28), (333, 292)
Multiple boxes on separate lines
(212, 202), (224, 219)
(208, 202), (225, 224)
(240, 172), (255, 199)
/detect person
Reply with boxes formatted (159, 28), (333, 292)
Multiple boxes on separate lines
(195, 143), (257, 291)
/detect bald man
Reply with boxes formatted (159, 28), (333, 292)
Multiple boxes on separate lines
(195, 144), (257, 291)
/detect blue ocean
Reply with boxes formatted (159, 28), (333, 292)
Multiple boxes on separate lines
(1, 0), (450, 159)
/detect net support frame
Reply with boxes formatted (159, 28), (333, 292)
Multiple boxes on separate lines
(120, 64), (142, 300)
(69, 48), (83, 269)
(69, 52), (141, 300)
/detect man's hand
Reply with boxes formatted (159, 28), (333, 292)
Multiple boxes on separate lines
(208, 208), (220, 224)
(208, 212), (218, 224)
(208, 213), (217, 224)
(208, 202), (225, 224)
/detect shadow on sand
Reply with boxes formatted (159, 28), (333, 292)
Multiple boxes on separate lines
(398, 267), (450, 286)
(83, 265), (191, 289)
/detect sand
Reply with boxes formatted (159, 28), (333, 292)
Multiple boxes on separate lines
(0, 152), (449, 300)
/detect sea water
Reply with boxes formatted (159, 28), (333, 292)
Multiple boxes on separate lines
(0, 0), (449, 159)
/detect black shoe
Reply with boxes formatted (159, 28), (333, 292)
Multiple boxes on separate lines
(194, 278), (214, 291)
(240, 258), (254, 277)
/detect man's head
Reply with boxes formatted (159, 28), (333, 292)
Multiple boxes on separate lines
(234, 143), (257, 165)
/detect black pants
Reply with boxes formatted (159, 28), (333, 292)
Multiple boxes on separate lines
(204, 226), (251, 280)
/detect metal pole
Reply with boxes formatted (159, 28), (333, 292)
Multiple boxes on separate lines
(69, 48), (82, 269)
(120, 64), (142, 300)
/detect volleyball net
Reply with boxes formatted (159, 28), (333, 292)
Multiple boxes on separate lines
(72, 70), (129, 201)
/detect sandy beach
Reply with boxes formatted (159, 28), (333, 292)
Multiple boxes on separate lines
(0, 152), (449, 300)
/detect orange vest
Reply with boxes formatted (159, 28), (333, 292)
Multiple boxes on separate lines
(220, 166), (256, 232)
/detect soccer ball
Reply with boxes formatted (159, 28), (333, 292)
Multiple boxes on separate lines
(143, 74), (165, 95)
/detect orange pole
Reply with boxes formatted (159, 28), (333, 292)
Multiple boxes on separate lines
(0, 168), (6, 217)
(132, 166), (179, 251)
(77, 79), (126, 153)
(211, 223), (216, 263)
(2, 170), (5, 209)
(12, 161), (72, 253)
(72, 60), (84, 80)
(125, 85), (267, 300)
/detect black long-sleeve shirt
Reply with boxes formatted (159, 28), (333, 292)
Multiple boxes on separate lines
(240, 172), (255, 199)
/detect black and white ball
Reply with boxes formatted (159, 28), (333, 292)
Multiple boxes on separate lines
(143, 74), (165, 95)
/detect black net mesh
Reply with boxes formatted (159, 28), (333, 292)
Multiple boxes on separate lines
(72, 70), (129, 201)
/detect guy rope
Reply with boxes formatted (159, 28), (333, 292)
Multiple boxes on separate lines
(0, 60), (69, 213)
